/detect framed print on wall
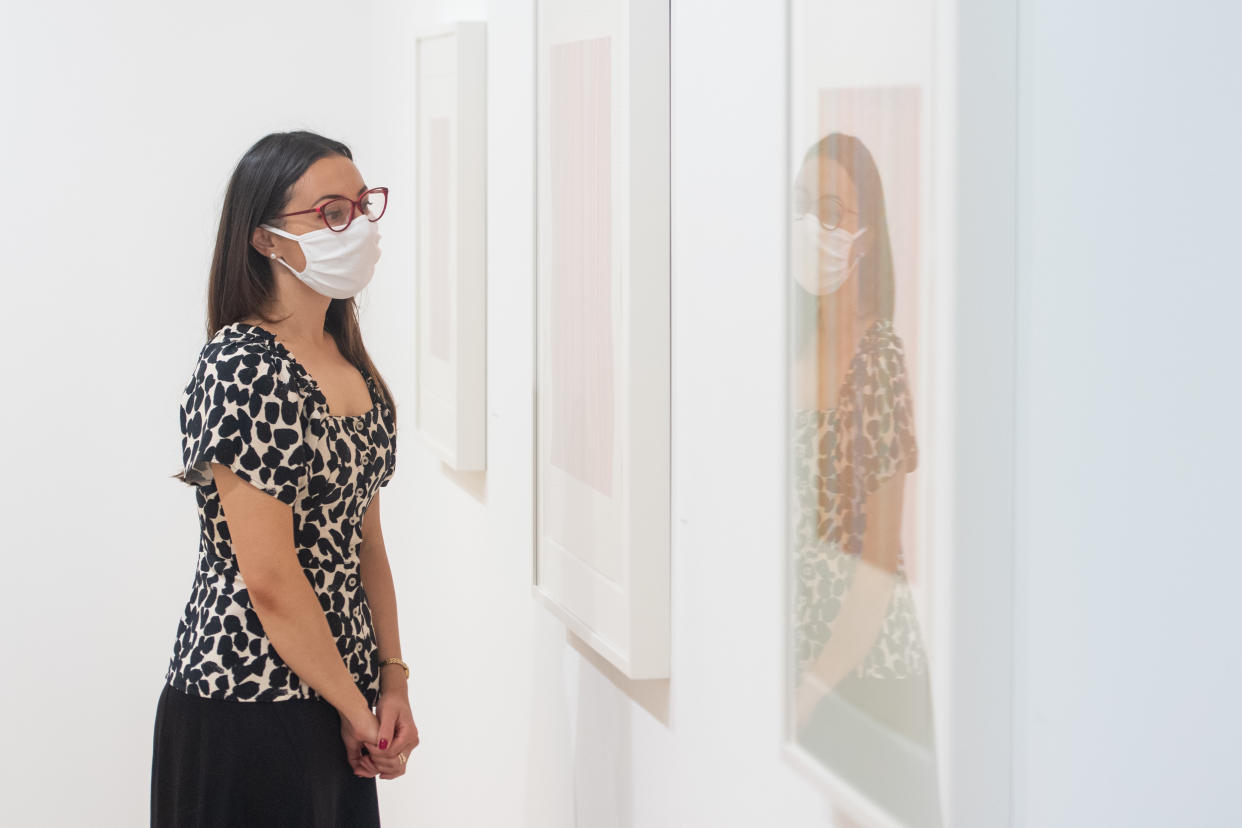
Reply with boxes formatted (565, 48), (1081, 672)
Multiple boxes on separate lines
(783, 0), (1018, 826)
(532, 0), (671, 680)
(415, 21), (487, 471)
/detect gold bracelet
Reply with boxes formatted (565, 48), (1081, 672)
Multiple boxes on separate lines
(380, 657), (409, 680)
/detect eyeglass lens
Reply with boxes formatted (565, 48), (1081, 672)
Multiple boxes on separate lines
(320, 189), (388, 231)
(817, 198), (844, 230)
(794, 195), (847, 231)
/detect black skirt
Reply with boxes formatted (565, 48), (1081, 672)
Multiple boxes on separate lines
(151, 680), (381, 827)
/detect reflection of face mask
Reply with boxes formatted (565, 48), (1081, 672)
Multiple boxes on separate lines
(792, 214), (867, 296)
(260, 217), (382, 300)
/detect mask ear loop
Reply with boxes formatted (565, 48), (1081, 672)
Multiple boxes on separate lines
(850, 226), (869, 270)
(270, 255), (300, 277)
(260, 224), (303, 277)
(261, 223), (302, 241)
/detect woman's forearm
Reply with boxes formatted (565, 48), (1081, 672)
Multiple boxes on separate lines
(807, 557), (896, 689)
(359, 541), (406, 695)
(249, 570), (373, 722)
(807, 464), (908, 690)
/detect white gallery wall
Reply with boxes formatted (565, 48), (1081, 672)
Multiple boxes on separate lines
(0, 3), (389, 826)
(0, 1), (1237, 826)
(1013, 1), (1241, 825)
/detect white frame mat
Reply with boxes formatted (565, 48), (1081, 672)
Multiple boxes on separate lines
(532, 0), (671, 680)
(415, 21), (488, 471)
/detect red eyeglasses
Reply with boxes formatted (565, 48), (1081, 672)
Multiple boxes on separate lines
(273, 187), (389, 232)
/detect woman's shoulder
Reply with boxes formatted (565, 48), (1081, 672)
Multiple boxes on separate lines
(180, 325), (315, 423)
(857, 316), (907, 357)
(845, 317), (913, 396)
(189, 323), (298, 387)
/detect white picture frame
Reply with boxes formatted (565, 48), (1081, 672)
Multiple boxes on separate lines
(532, 0), (671, 680)
(782, 1), (1018, 826)
(414, 21), (488, 471)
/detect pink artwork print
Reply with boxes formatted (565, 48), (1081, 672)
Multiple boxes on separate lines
(819, 85), (923, 583)
(428, 116), (452, 362)
(549, 36), (615, 497)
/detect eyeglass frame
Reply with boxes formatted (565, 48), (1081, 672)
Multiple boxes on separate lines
(271, 186), (390, 232)
(793, 193), (859, 232)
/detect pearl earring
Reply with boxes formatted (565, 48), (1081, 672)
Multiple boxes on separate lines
(270, 253), (276, 259)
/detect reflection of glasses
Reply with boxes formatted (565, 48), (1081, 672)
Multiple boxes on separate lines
(794, 195), (857, 231)
(274, 187), (389, 232)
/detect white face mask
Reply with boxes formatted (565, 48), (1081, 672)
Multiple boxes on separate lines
(792, 214), (867, 296)
(260, 216), (382, 300)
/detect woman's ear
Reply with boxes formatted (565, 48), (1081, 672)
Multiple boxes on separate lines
(251, 226), (279, 260)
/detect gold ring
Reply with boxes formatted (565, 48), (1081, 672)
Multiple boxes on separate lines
(398, 751), (407, 765)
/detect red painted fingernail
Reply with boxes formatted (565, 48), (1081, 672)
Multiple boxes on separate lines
(378, 738), (388, 750)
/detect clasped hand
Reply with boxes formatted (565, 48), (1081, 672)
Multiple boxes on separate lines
(339, 689), (419, 780)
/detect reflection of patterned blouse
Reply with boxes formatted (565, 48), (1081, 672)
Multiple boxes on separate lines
(792, 317), (927, 682)
(165, 322), (397, 706)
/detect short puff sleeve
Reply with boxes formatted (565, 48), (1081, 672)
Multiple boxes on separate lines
(377, 401), (397, 488)
(180, 345), (308, 505)
(842, 333), (919, 497)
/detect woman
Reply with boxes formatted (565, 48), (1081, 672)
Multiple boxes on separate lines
(151, 130), (417, 827)
(789, 132), (942, 826)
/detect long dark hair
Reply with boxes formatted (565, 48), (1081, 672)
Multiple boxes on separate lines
(791, 132), (895, 358)
(172, 131), (396, 485)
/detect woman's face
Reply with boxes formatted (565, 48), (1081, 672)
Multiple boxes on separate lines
(254, 154), (369, 273)
(794, 155), (863, 236)
(792, 154), (870, 299)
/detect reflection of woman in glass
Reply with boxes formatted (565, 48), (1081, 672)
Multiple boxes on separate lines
(790, 132), (941, 825)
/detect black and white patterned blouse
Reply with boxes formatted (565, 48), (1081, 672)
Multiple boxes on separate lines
(791, 317), (927, 683)
(165, 321), (396, 706)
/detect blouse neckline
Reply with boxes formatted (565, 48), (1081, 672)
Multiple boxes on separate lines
(224, 322), (383, 423)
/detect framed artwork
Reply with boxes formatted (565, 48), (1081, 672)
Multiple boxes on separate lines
(532, 0), (671, 680)
(415, 21), (488, 471)
(783, 0), (1017, 826)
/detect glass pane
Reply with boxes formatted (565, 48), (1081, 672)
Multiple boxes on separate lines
(788, 1), (944, 825)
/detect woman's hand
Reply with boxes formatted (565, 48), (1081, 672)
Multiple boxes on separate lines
(340, 708), (382, 778)
(364, 686), (419, 780)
